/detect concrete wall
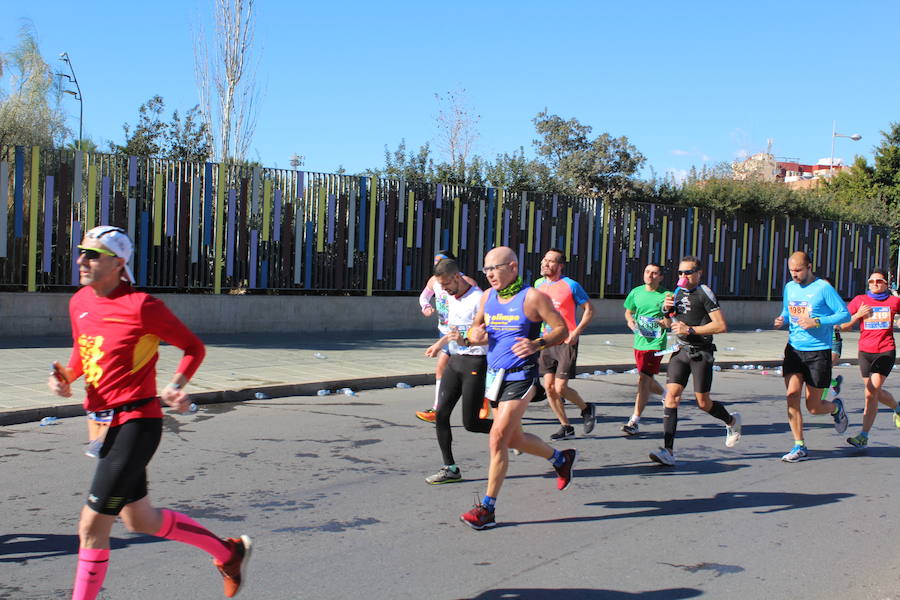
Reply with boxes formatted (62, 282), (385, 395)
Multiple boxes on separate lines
(0, 291), (782, 338)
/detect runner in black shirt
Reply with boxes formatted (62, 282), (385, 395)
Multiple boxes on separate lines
(651, 256), (742, 465)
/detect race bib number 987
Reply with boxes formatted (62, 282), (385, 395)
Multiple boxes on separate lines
(788, 301), (810, 324)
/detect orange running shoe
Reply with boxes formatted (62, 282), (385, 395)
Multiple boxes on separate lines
(214, 535), (252, 598)
(415, 408), (437, 423)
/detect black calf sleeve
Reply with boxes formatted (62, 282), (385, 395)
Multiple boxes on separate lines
(663, 406), (678, 450)
(706, 401), (732, 424)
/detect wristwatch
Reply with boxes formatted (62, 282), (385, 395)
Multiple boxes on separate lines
(534, 337), (547, 350)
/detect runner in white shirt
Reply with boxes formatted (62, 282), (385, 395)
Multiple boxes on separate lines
(417, 250), (477, 423)
(423, 258), (492, 484)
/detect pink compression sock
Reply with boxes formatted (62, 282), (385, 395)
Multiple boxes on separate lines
(155, 509), (233, 563)
(72, 547), (109, 600)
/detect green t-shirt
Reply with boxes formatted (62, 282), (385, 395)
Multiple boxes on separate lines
(623, 285), (669, 351)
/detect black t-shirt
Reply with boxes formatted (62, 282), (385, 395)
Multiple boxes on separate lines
(673, 284), (720, 347)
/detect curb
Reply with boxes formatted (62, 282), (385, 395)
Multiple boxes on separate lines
(2, 357), (853, 427)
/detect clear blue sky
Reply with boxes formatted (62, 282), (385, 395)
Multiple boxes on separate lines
(3, 0), (898, 181)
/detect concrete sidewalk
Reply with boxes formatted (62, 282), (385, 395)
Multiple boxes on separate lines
(0, 329), (862, 426)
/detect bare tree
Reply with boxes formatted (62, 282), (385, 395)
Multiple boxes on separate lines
(433, 87), (480, 168)
(193, 0), (260, 163)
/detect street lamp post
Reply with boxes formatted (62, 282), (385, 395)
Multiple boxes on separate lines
(829, 120), (861, 177)
(57, 52), (83, 151)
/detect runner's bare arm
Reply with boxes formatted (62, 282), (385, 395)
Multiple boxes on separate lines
(570, 299), (594, 343)
(674, 307), (727, 335)
(624, 308), (637, 331)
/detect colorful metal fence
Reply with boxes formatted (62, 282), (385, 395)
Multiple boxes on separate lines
(0, 145), (892, 299)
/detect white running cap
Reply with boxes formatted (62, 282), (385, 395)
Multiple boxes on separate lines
(85, 225), (135, 283)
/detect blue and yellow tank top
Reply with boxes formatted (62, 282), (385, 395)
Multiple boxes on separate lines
(484, 287), (540, 380)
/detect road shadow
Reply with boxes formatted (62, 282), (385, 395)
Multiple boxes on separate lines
(584, 490), (854, 518)
(574, 459), (751, 478)
(501, 490), (853, 528)
(0, 533), (162, 562)
(460, 588), (702, 599)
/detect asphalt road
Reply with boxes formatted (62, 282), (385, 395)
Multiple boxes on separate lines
(1, 367), (898, 600)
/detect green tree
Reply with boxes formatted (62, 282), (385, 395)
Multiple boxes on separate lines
(532, 110), (645, 198)
(373, 139), (435, 182)
(66, 137), (98, 153)
(111, 95), (210, 161)
(872, 122), (900, 200)
(112, 95), (166, 157)
(0, 23), (70, 148)
(166, 105), (211, 162)
(484, 147), (553, 192)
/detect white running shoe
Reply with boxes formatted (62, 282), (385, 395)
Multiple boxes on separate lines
(725, 412), (742, 448)
(649, 447), (675, 466)
(781, 444), (809, 462)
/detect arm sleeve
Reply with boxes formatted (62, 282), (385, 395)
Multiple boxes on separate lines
(141, 297), (206, 380)
(818, 286), (850, 327)
(418, 286), (434, 309)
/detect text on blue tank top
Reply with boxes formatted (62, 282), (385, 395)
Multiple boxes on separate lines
(484, 287), (541, 380)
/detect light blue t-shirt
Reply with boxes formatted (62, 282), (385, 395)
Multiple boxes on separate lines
(780, 278), (850, 351)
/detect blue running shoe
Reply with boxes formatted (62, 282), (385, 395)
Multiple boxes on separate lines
(832, 398), (848, 434)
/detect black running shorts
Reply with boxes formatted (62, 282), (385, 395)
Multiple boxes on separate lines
(492, 377), (540, 406)
(666, 346), (715, 393)
(782, 344), (832, 389)
(87, 417), (162, 515)
(858, 350), (896, 378)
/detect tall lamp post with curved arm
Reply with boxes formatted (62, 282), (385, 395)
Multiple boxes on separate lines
(56, 52), (83, 150)
(829, 121), (861, 177)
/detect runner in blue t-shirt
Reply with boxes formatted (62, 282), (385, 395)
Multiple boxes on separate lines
(773, 252), (851, 462)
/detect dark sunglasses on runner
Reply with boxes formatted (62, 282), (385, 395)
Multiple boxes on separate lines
(78, 246), (118, 260)
(677, 268), (698, 275)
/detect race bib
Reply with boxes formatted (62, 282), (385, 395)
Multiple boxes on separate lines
(864, 306), (891, 330)
(788, 301), (810, 324)
(484, 368), (506, 402)
(636, 315), (662, 339)
(436, 297), (449, 326)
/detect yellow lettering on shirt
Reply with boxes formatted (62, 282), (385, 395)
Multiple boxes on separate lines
(77, 334), (105, 388)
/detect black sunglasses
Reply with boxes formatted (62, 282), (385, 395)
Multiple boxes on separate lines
(78, 246), (117, 260)
(677, 268), (698, 275)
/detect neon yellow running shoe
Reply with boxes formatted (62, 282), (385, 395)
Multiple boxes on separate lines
(846, 433), (868, 448)
(894, 411), (900, 429)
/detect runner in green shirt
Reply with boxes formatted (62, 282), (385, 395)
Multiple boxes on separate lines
(622, 263), (670, 435)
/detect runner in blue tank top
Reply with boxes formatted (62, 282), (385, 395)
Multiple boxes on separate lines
(458, 246), (578, 530)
